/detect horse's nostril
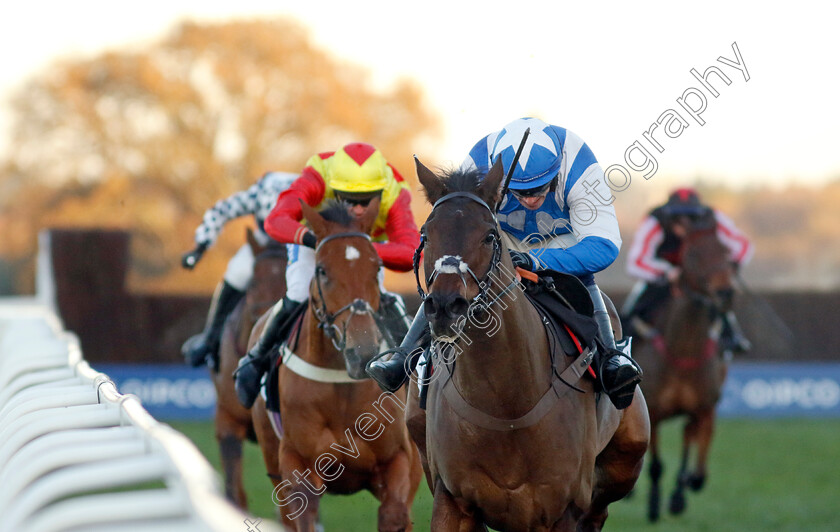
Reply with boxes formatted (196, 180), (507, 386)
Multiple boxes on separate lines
(446, 296), (469, 317)
(423, 297), (438, 317)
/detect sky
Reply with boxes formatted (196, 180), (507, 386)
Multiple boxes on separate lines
(1, 1), (838, 188)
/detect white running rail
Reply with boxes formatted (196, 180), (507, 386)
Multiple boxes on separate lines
(0, 299), (279, 532)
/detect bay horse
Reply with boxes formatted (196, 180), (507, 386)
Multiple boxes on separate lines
(213, 228), (287, 509)
(251, 199), (422, 532)
(407, 158), (650, 531)
(629, 223), (736, 521)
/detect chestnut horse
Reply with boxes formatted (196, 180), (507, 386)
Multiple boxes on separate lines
(407, 158), (650, 531)
(252, 200), (422, 532)
(213, 228), (286, 509)
(629, 224), (736, 521)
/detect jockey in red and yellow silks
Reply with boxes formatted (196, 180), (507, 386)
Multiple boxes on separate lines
(264, 143), (419, 272)
(234, 142), (420, 408)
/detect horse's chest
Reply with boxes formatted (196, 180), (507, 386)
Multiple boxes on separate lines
(658, 372), (722, 412)
(427, 419), (588, 526)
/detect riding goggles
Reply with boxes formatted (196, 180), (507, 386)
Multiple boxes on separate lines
(510, 181), (552, 199)
(334, 190), (382, 207)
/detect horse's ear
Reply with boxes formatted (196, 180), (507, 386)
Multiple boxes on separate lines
(299, 199), (329, 238)
(415, 156), (445, 204)
(246, 227), (263, 255)
(478, 156), (506, 206)
(357, 196), (380, 235)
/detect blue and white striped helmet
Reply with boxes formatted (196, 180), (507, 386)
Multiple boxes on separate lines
(491, 117), (563, 190)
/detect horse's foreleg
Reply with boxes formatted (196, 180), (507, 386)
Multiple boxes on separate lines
(373, 451), (415, 532)
(431, 479), (484, 532)
(406, 379), (433, 492)
(669, 416), (698, 515)
(215, 409), (249, 509)
(582, 387), (650, 532)
(647, 421), (663, 522)
(277, 451), (323, 532)
(688, 409), (716, 491)
(252, 398), (282, 480)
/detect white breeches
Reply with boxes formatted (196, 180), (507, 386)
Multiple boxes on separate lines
(285, 244), (386, 303)
(223, 231), (270, 290)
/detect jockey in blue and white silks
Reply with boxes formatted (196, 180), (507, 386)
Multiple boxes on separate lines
(367, 118), (642, 410)
(461, 118), (621, 287)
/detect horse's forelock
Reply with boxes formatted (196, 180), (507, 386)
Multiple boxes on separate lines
(440, 167), (484, 193)
(318, 200), (355, 228)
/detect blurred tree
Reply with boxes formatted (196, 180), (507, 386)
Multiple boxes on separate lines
(0, 18), (440, 294)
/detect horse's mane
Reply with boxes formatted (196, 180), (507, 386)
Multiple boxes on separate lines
(318, 200), (355, 227)
(425, 167), (485, 201)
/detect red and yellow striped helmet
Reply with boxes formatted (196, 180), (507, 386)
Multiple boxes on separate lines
(326, 143), (391, 193)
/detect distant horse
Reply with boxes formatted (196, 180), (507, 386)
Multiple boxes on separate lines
(629, 224), (736, 521)
(252, 200), (422, 532)
(407, 158), (650, 532)
(213, 228), (287, 509)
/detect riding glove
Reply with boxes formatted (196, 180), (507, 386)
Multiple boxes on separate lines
(509, 250), (534, 271)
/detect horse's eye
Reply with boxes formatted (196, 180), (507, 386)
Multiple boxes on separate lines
(484, 233), (496, 245)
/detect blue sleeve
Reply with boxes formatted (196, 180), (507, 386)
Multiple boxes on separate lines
(529, 236), (619, 277)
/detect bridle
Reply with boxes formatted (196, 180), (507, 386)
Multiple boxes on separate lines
(677, 228), (734, 316)
(413, 192), (519, 312)
(310, 231), (389, 352)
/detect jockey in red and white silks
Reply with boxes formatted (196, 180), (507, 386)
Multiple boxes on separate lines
(622, 187), (753, 353)
(626, 194), (753, 283)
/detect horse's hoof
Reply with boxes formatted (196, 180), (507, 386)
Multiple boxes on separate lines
(688, 474), (706, 491)
(648, 494), (660, 521)
(669, 491), (686, 514)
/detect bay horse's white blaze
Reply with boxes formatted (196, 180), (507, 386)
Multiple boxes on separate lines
(345, 245), (360, 261)
(434, 255), (469, 275)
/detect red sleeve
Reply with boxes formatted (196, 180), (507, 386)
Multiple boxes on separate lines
(264, 168), (326, 245)
(373, 188), (420, 272)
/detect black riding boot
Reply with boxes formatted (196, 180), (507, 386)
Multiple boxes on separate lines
(366, 306), (428, 393)
(590, 285), (643, 410)
(234, 296), (302, 408)
(182, 281), (245, 368)
(720, 310), (751, 354)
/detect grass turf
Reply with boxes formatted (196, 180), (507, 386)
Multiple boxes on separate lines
(169, 418), (840, 531)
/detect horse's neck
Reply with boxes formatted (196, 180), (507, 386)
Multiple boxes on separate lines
(449, 290), (551, 416)
(661, 296), (715, 354)
(298, 310), (345, 369)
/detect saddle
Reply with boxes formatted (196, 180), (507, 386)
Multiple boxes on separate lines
(520, 269), (600, 359)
